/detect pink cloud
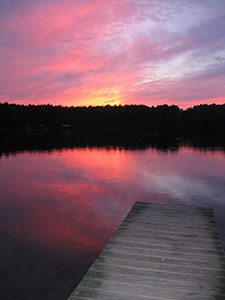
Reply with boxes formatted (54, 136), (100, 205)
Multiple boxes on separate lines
(0, 0), (225, 107)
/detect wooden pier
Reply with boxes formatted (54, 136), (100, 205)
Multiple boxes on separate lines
(68, 202), (225, 300)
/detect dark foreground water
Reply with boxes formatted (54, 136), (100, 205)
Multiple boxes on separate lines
(0, 144), (225, 300)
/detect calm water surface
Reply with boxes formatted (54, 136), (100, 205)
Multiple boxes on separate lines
(0, 146), (225, 300)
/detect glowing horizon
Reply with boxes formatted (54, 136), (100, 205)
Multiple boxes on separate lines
(0, 0), (225, 109)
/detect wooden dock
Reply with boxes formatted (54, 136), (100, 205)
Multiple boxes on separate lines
(68, 202), (225, 300)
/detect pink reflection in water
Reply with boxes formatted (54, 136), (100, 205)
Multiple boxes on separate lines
(0, 146), (225, 257)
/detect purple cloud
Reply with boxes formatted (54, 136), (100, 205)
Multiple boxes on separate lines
(0, 0), (224, 107)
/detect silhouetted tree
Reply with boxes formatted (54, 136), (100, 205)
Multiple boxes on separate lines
(0, 102), (224, 138)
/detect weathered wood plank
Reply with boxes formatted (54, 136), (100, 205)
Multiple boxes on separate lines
(118, 223), (220, 237)
(94, 256), (225, 278)
(110, 235), (224, 252)
(103, 245), (225, 266)
(85, 270), (225, 294)
(107, 239), (225, 256)
(101, 248), (225, 269)
(121, 219), (219, 233)
(67, 202), (225, 300)
(90, 262), (225, 285)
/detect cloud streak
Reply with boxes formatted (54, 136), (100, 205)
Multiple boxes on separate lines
(0, 0), (225, 107)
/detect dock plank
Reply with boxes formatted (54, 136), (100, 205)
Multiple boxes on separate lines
(67, 202), (225, 300)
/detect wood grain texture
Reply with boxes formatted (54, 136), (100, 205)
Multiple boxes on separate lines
(68, 202), (225, 300)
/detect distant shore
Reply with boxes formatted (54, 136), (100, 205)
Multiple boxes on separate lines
(1, 102), (224, 155)
(0, 103), (225, 131)
(1, 127), (225, 157)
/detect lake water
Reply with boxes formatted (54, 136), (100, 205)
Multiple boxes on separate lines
(0, 145), (225, 300)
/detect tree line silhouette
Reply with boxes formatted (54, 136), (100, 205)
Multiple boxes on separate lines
(0, 102), (224, 137)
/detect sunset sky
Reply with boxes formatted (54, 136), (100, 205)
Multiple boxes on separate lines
(0, 0), (225, 108)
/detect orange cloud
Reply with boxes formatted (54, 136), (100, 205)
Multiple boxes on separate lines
(0, 0), (225, 107)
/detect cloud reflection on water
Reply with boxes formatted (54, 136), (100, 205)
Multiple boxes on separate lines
(0, 146), (224, 299)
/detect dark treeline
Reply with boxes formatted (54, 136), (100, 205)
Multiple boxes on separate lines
(0, 102), (225, 154)
(0, 102), (225, 137)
